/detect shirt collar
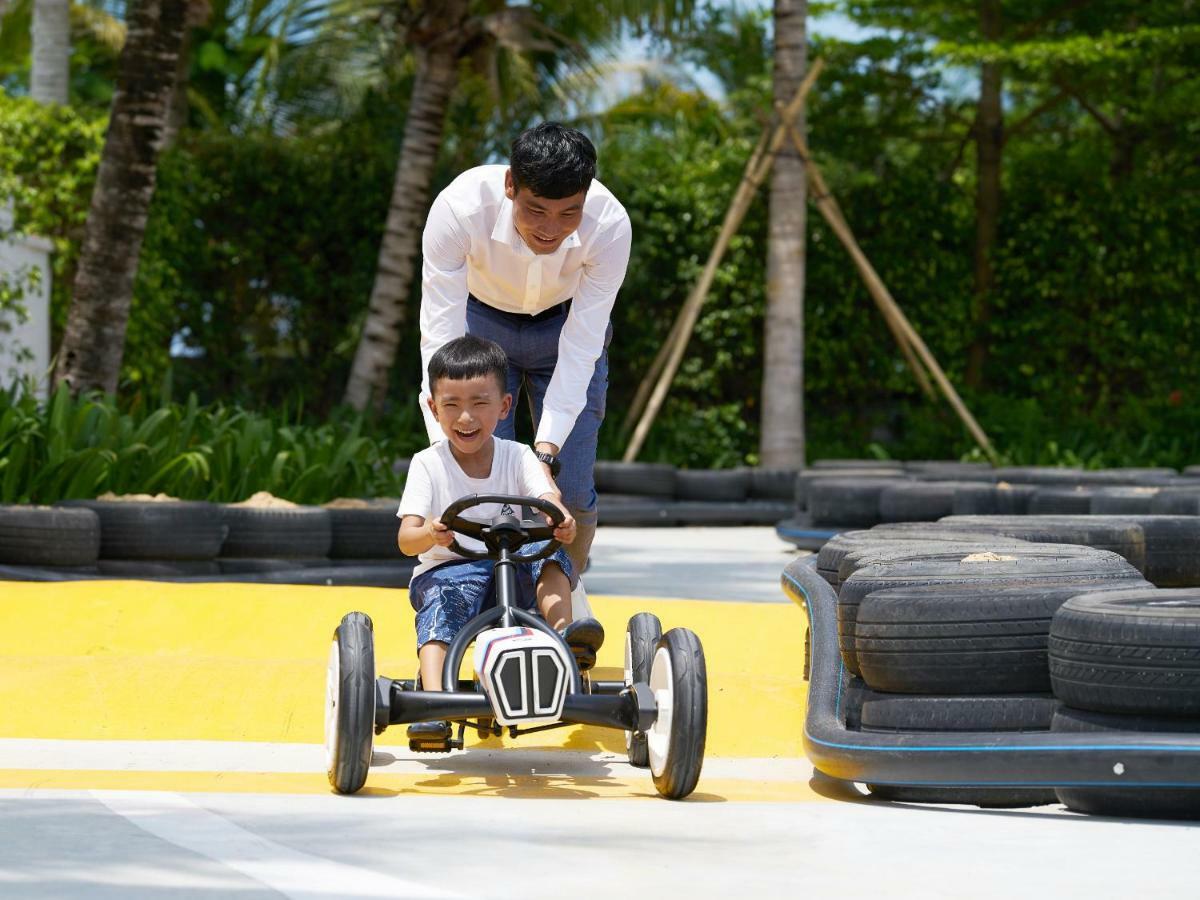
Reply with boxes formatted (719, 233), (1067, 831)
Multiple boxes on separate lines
(491, 197), (583, 254)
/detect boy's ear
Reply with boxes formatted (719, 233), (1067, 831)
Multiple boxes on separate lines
(426, 393), (439, 416)
(499, 392), (513, 419)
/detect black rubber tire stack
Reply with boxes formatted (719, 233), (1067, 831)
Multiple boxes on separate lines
(322, 501), (417, 588)
(0, 505), (100, 570)
(861, 694), (1058, 807)
(57, 500), (225, 577)
(218, 504), (333, 573)
(1048, 587), (1200, 819)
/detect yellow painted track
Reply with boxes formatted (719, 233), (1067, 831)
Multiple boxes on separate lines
(0, 580), (810, 799)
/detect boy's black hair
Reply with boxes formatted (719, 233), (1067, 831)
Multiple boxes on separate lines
(510, 122), (596, 199)
(428, 335), (509, 395)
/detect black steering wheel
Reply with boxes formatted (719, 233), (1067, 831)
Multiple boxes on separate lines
(440, 494), (565, 563)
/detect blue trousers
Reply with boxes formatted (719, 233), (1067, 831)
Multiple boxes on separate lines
(408, 542), (574, 649)
(466, 296), (610, 526)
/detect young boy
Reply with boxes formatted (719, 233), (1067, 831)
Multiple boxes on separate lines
(397, 335), (605, 743)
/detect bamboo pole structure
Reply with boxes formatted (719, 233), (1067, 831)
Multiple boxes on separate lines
(773, 103), (935, 401)
(785, 121), (999, 463)
(621, 113), (776, 437)
(623, 59), (825, 462)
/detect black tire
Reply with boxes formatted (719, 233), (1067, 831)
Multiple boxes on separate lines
(1049, 587), (1200, 715)
(1150, 487), (1200, 515)
(326, 506), (404, 559)
(860, 694), (1057, 732)
(878, 482), (962, 523)
(647, 628), (707, 799)
(593, 461), (676, 498)
(861, 694), (1058, 807)
(938, 515), (1148, 573)
(951, 483), (1038, 515)
(813, 459), (905, 470)
(326, 611), (375, 794)
(1093, 515), (1200, 588)
(220, 505), (332, 558)
(795, 469), (905, 510)
(866, 783), (1056, 808)
(855, 580), (1150, 694)
(992, 467), (1085, 486)
(57, 500), (224, 561)
(674, 468), (749, 502)
(1052, 705), (1200, 819)
(597, 494), (677, 527)
(1028, 487), (1095, 515)
(625, 613), (663, 768)
(835, 533), (1033, 588)
(837, 548), (1141, 675)
(749, 468), (798, 500)
(816, 528), (1029, 590)
(0, 505), (100, 566)
(1089, 487), (1160, 515)
(807, 478), (904, 527)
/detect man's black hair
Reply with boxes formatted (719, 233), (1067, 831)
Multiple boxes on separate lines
(428, 335), (509, 395)
(510, 122), (596, 199)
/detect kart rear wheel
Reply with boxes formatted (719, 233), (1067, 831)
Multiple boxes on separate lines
(625, 613), (662, 767)
(325, 611), (376, 794)
(647, 628), (707, 799)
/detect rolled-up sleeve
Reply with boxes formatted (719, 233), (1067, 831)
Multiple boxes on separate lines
(419, 194), (471, 443)
(536, 215), (632, 448)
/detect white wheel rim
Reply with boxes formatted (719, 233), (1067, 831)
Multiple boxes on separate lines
(324, 639), (340, 772)
(647, 645), (674, 778)
(624, 631), (634, 751)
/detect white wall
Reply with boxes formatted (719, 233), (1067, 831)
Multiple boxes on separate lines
(0, 202), (54, 398)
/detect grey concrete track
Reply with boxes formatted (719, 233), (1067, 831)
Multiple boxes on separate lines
(2, 788), (1197, 899)
(585, 525), (805, 602)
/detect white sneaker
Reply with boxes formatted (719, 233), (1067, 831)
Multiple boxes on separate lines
(571, 579), (594, 621)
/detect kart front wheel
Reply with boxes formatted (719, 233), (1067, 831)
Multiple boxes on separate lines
(325, 611), (376, 794)
(647, 628), (707, 800)
(625, 613), (662, 767)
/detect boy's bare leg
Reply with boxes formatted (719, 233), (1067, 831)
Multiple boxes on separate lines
(418, 641), (448, 691)
(537, 562), (572, 631)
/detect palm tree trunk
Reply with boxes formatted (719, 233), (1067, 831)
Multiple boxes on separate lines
(162, 0), (212, 148)
(53, 0), (188, 396)
(759, 0), (808, 468)
(31, 0), (70, 104)
(343, 43), (462, 412)
(966, 0), (1002, 390)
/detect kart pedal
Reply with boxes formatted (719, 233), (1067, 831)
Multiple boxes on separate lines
(409, 738), (453, 753)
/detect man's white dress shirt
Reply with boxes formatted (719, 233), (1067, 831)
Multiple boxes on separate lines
(419, 164), (632, 448)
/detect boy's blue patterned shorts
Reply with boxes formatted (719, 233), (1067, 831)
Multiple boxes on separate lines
(408, 541), (574, 650)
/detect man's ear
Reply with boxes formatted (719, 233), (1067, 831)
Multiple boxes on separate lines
(504, 168), (515, 200)
(499, 392), (513, 420)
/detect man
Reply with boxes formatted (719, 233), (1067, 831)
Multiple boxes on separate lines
(418, 121), (632, 599)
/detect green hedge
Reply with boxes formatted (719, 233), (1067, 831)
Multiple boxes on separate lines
(0, 385), (413, 504)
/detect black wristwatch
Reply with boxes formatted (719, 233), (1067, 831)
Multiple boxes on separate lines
(534, 450), (562, 477)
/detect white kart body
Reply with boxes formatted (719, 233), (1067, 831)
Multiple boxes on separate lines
(473, 626), (572, 727)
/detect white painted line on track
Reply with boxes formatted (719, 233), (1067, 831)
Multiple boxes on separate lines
(0, 738), (813, 782)
(92, 790), (464, 899)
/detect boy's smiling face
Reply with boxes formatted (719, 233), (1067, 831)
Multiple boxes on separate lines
(428, 373), (512, 457)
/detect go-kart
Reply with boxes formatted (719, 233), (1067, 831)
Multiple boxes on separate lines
(324, 493), (708, 800)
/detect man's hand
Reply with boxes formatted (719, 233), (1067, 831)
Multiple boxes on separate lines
(428, 518), (454, 548)
(534, 441), (561, 484)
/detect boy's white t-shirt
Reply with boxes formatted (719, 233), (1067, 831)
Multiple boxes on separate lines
(397, 438), (556, 578)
